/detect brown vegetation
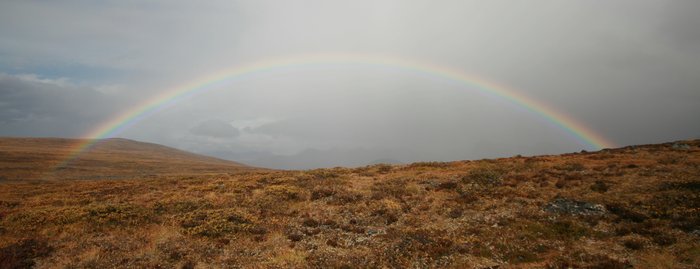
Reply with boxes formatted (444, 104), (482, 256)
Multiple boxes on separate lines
(1, 139), (699, 268)
(0, 137), (256, 181)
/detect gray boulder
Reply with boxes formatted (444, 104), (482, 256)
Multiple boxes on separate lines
(544, 198), (607, 216)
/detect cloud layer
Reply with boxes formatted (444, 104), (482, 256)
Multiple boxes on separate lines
(0, 73), (126, 137)
(1, 1), (699, 168)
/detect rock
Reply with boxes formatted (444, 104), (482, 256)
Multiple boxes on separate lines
(672, 143), (691, 150)
(366, 229), (385, 236)
(544, 198), (606, 216)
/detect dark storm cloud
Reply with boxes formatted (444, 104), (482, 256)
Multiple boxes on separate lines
(0, 73), (122, 137)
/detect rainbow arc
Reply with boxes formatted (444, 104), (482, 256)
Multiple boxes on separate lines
(56, 53), (615, 168)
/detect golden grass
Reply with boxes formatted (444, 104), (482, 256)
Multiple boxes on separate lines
(0, 140), (699, 268)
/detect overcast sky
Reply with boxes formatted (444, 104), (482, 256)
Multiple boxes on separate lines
(1, 0), (699, 169)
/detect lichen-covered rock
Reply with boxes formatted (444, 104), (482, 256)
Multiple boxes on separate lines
(544, 198), (607, 216)
(672, 143), (691, 150)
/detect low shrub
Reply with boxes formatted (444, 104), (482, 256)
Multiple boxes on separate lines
(606, 203), (648, 223)
(462, 166), (504, 187)
(0, 238), (53, 269)
(310, 187), (335, 200)
(555, 162), (586, 171)
(407, 162), (451, 169)
(263, 185), (308, 202)
(623, 237), (646, 250)
(177, 209), (258, 237)
(154, 199), (212, 214)
(4, 207), (83, 228)
(547, 253), (631, 269)
(522, 219), (590, 240)
(371, 178), (419, 199)
(86, 203), (153, 226)
(306, 169), (341, 180)
(591, 180), (609, 193)
(375, 164), (393, 174)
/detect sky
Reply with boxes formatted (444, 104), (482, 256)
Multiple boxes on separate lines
(1, 0), (699, 169)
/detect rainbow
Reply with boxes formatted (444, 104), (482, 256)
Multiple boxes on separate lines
(57, 53), (615, 167)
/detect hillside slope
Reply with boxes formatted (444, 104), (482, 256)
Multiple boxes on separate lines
(0, 137), (255, 180)
(0, 139), (698, 268)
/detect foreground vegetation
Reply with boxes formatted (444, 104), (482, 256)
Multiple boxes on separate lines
(1, 140), (699, 268)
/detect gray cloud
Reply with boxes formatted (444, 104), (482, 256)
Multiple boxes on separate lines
(247, 148), (407, 170)
(190, 119), (240, 138)
(0, 73), (124, 137)
(1, 1), (699, 169)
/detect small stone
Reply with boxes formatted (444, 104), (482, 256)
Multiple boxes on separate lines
(544, 198), (606, 216)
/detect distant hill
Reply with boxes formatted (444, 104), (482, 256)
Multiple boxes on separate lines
(0, 137), (257, 180)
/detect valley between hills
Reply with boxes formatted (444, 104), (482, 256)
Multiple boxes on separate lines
(0, 137), (698, 268)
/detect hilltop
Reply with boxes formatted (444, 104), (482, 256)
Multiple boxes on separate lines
(0, 137), (255, 181)
(0, 139), (698, 268)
